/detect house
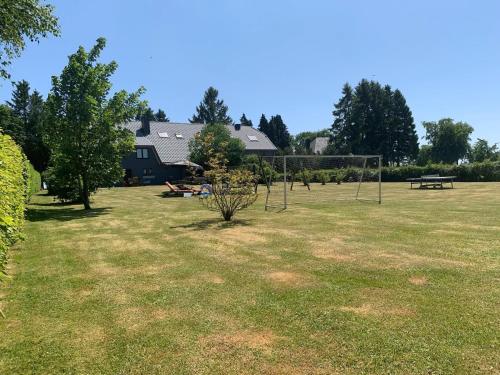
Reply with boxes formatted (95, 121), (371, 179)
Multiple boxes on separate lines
(121, 120), (277, 185)
(309, 137), (330, 154)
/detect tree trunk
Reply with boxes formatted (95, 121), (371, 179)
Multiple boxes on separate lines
(82, 175), (91, 210)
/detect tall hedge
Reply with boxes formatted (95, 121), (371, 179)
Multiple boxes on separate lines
(0, 133), (40, 275)
(265, 161), (500, 184)
(0, 134), (26, 274)
(381, 161), (500, 182)
(24, 159), (41, 202)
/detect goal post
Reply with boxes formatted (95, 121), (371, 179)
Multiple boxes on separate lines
(259, 154), (382, 210)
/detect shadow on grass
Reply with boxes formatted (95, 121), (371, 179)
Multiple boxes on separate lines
(30, 201), (77, 207)
(27, 207), (111, 222)
(170, 217), (253, 231)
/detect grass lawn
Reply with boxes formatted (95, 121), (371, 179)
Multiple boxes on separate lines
(1, 182), (499, 374)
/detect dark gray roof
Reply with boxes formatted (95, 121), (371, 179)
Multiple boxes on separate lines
(122, 122), (277, 164)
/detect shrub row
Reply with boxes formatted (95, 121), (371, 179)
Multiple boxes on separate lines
(254, 161), (500, 183)
(0, 133), (40, 276)
(382, 161), (500, 182)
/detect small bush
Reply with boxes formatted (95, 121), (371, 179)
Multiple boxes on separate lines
(0, 133), (26, 275)
(317, 170), (329, 185)
(44, 165), (82, 203)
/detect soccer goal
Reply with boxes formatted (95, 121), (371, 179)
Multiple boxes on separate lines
(259, 155), (382, 210)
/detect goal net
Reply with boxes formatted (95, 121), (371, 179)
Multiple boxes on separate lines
(258, 155), (382, 210)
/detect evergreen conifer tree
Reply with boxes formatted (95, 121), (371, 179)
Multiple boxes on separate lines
(240, 113), (253, 127)
(190, 87), (232, 124)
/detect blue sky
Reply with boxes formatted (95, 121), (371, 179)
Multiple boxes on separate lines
(1, 0), (499, 143)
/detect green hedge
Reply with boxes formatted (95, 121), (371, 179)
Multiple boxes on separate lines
(24, 159), (41, 202)
(0, 134), (26, 275)
(382, 161), (500, 182)
(261, 161), (500, 184)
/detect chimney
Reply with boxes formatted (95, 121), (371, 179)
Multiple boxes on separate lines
(141, 117), (150, 135)
(234, 123), (241, 131)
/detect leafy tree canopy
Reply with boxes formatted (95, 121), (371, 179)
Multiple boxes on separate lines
(468, 138), (498, 163)
(135, 106), (169, 122)
(188, 123), (245, 169)
(0, 0), (60, 79)
(45, 37), (144, 209)
(422, 118), (473, 164)
(190, 86), (232, 125)
(240, 113), (253, 127)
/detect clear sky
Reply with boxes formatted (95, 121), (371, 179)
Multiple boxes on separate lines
(1, 0), (499, 143)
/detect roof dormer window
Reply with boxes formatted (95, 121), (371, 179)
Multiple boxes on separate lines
(247, 135), (258, 142)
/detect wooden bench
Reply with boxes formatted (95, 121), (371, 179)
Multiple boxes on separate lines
(407, 174), (456, 189)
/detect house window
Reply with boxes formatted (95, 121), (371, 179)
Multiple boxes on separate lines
(136, 148), (149, 159)
(143, 168), (153, 176)
(158, 132), (169, 138)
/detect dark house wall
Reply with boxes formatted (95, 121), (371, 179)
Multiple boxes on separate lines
(121, 147), (185, 185)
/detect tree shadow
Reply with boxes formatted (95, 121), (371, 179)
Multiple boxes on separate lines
(170, 218), (253, 231)
(27, 207), (111, 222)
(30, 201), (78, 207)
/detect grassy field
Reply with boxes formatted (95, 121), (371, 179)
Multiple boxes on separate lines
(0, 182), (499, 374)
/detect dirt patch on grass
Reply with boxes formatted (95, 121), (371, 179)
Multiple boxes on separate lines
(218, 226), (268, 245)
(91, 261), (119, 276)
(310, 238), (353, 261)
(186, 272), (226, 285)
(266, 271), (311, 287)
(373, 251), (471, 269)
(117, 307), (177, 332)
(200, 329), (278, 353)
(339, 303), (414, 317)
(409, 276), (428, 285)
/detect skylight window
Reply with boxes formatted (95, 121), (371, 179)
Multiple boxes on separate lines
(175, 133), (183, 139)
(158, 132), (169, 138)
(247, 135), (258, 142)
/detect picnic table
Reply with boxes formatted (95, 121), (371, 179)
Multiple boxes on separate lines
(406, 174), (456, 189)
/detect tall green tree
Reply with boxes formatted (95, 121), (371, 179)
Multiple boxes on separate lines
(6, 80), (30, 146)
(45, 38), (144, 209)
(0, 0), (60, 79)
(3, 80), (51, 170)
(25, 90), (50, 171)
(0, 104), (21, 139)
(330, 83), (354, 154)
(188, 123), (245, 169)
(190, 86), (232, 125)
(422, 118), (473, 164)
(240, 113), (253, 127)
(391, 89), (418, 165)
(261, 115), (291, 151)
(468, 139), (498, 162)
(257, 114), (269, 135)
(154, 108), (169, 122)
(329, 80), (418, 164)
